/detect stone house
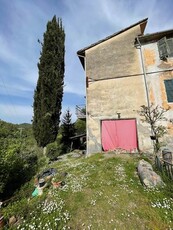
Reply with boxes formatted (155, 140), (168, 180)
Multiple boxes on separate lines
(77, 18), (173, 155)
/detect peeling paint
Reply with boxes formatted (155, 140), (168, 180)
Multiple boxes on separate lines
(149, 87), (155, 104)
(144, 48), (156, 66)
(158, 60), (173, 69)
(167, 123), (173, 135)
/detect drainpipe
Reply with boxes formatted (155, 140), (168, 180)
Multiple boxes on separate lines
(136, 36), (150, 108)
(136, 37), (154, 149)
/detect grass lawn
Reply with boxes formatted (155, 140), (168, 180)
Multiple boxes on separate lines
(2, 152), (173, 230)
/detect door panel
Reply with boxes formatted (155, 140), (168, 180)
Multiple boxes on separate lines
(102, 119), (137, 151)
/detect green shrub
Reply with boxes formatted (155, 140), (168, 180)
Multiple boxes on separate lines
(46, 142), (60, 160)
(0, 144), (39, 199)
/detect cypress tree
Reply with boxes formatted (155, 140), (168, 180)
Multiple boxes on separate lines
(33, 16), (65, 147)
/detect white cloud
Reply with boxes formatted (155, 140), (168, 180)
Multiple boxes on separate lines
(0, 104), (33, 124)
(0, 35), (21, 64)
(0, 84), (33, 99)
(64, 83), (85, 96)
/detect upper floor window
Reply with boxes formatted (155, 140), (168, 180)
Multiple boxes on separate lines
(157, 37), (173, 60)
(164, 79), (173, 103)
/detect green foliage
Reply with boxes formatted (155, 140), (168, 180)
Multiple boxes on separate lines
(0, 143), (21, 194)
(0, 120), (39, 199)
(138, 104), (169, 153)
(2, 193), (47, 221)
(46, 142), (58, 160)
(74, 119), (86, 135)
(33, 15), (65, 147)
(60, 109), (76, 153)
(46, 140), (63, 160)
(46, 133), (68, 161)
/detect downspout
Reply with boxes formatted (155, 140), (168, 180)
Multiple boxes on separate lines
(136, 37), (154, 150)
(136, 36), (150, 108)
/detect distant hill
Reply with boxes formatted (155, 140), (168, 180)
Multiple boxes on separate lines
(19, 123), (32, 127)
(0, 120), (33, 139)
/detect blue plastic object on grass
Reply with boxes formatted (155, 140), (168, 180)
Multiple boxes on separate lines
(32, 187), (38, 197)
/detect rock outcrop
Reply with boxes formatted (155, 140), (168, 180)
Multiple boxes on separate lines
(137, 159), (164, 187)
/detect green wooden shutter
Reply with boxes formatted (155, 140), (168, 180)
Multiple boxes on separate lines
(167, 38), (173, 57)
(164, 79), (173, 102)
(157, 37), (169, 59)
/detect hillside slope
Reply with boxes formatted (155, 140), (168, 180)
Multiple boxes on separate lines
(2, 153), (173, 229)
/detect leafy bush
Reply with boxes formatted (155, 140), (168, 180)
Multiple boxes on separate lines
(46, 135), (65, 160)
(74, 119), (86, 135)
(0, 145), (38, 199)
(0, 120), (39, 199)
(138, 104), (169, 153)
(46, 142), (59, 160)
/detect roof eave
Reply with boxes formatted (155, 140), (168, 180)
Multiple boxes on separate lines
(138, 28), (173, 44)
(77, 53), (85, 69)
(77, 17), (148, 58)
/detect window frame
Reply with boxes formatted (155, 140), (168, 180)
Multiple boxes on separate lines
(164, 79), (173, 103)
(157, 37), (173, 60)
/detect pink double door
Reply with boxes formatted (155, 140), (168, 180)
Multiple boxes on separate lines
(101, 119), (138, 152)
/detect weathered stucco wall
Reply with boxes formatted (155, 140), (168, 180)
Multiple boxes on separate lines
(85, 24), (154, 154)
(142, 43), (173, 150)
(85, 24), (173, 154)
(86, 76), (153, 154)
(80, 18), (173, 155)
(86, 25), (142, 80)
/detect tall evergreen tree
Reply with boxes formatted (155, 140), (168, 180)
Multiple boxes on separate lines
(61, 109), (76, 153)
(33, 16), (65, 147)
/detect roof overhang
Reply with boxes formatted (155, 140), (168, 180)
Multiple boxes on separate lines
(137, 29), (173, 44)
(77, 18), (148, 69)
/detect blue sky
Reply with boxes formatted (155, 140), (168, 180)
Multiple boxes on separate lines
(0, 0), (173, 124)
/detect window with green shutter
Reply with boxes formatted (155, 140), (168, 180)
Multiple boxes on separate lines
(164, 79), (173, 102)
(167, 38), (173, 57)
(157, 37), (173, 60)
